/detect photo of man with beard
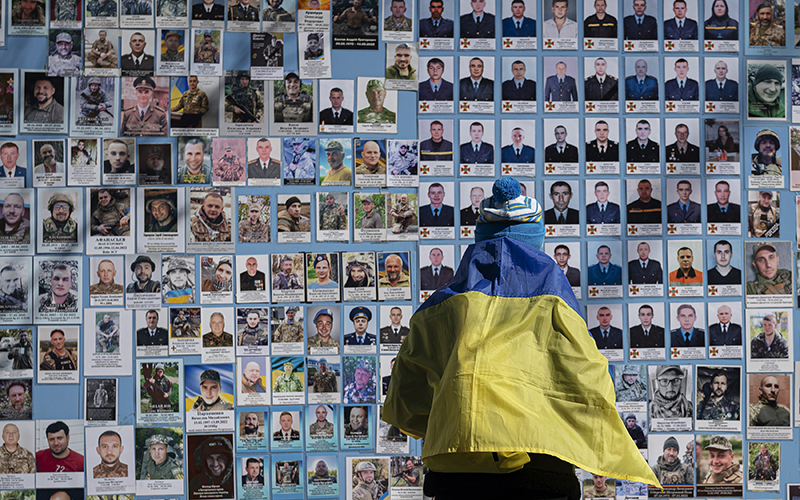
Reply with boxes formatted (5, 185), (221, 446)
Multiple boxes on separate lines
(649, 365), (692, 418)
(240, 411), (264, 440)
(188, 434), (234, 500)
(190, 191), (231, 243)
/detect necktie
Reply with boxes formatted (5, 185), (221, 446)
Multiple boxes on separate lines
(140, 109), (145, 120)
(434, 268), (439, 277)
(517, 82), (522, 89)
(642, 262), (646, 270)
(720, 207), (726, 213)
(515, 148), (520, 158)
(679, 81), (684, 90)
(640, 144), (645, 150)
(557, 213), (565, 224)
(723, 324), (727, 334)
(681, 204), (688, 218)
(559, 147), (563, 154)
(135, 58), (140, 70)
(433, 20), (438, 27)
(719, 82), (723, 90)
(474, 81), (479, 93)
(358, 336), (363, 345)
(637, 17), (641, 25)
(559, 78), (563, 85)
(394, 328), (399, 335)
(680, 147), (685, 155)
(639, 79), (644, 89)
(601, 266), (607, 275)
(516, 20), (521, 31)
(644, 329), (649, 336)
(600, 145), (605, 154)
(600, 204), (605, 215)
(599, 79), (604, 94)
(334, 111), (339, 119)
(603, 330), (608, 340)
(433, 84), (438, 94)
(433, 208), (439, 220)
(678, 20), (682, 28)
(685, 332), (690, 343)
(474, 144), (479, 153)
(476, 15), (481, 24)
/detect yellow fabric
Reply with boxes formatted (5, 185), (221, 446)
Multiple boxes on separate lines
(383, 291), (660, 486)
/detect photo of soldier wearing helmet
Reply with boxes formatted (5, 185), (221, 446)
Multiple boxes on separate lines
(187, 434), (234, 500)
(137, 430), (183, 481)
(750, 129), (782, 177)
(41, 191), (78, 244)
(348, 458), (388, 500)
(224, 71), (264, 124)
(162, 256), (195, 304)
(144, 190), (179, 234)
(75, 76), (114, 128)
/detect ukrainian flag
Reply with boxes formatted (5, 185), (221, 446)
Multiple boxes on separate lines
(383, 236), (659, 486)
(170, 77), (189, 110)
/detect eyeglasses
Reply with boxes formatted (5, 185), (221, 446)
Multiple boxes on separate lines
(657, 378), (683, 387)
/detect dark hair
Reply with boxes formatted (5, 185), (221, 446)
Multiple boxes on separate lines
(98, 430), (122, 446)
(46, 421), (70, 437)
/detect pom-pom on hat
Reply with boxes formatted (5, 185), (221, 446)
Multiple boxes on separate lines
(474, 177), (544, 250)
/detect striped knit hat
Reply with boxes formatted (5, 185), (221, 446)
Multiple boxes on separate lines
(474, 177), (544, 250)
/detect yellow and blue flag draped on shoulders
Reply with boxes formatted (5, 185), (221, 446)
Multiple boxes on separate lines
(383, 236), (659, 487)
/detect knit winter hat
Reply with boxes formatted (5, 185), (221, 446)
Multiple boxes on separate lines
(474, 177), (544, 250)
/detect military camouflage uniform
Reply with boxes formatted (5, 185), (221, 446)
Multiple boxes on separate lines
(38, 292), (79, 313)
(361, 211), (383, 229)
(698, 396), (740, 420)
(357, 106), (396, 124)
(229, 2), (259, 20)
(309, 419), (334, 437)
(0, 445), (35, 474)
(583, 485), (614, 498)
(390, 200), (415, 233)
(87, 38), (117, 67)
(352, 479), (383, 500)
(0, 405), (31, 420)
(122, 0), (152, 14)
(320, 202), (347, 230)
(213, 155), (244, 182)
(751, 155), (781, 176)
(190, 396), (234, 411)
(272, 271), (303, 290)
(750, 331), (789, 358)
(273, 320), (303, 342)
(158, 0), (187, 17)
(238, 324), (267, 345)
(264, 6), (293, 21)
(650, 456), (693, 485)
(749, 22), (785, 46)
(91, 201), (130, 236)
(746, 270), (791, 294)
(143, 374), (173, 407)
(356, 162), (385, 175)
(273, 372), (303, 392)
(343, 381), (376, 403)
(161, 50), (184, 62)
(141, 454), (183, 480)
(274, 93), (313, 122)
(203, 331), (233, 347)
(312, 370), (337, 393)
(54, 0), (78, 20)
(307, 335), (340, 350)
(384, 15), (412, 31)
(748, 204), (778, 237)
(703, 463), (742, 484)
(176, 163), (211, 184)
(753, 450), (778, 479)
(47, 54), (81, 77)
(388, 150), (417, 175)
(89, 281), (124, 295)
(749, 400), (790, 426)
(80, 86), (113, 120)
(225, 83), (264, 123)
(174, 88), (210, 116)
(42, 216), (77, 243)
(39, 347), (78, 370)
(304, 46), (324, 59)
(615, 377), (647, 402)
(11, 2), (46, 24)
(94, 461), (128, 478)
(190, 209), (232, 242)
(239, 219), (269, 242)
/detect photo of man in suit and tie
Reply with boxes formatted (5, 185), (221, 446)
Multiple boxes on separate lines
(501, 59), (536, 101)
(543, 59), (577, 101)
(459, 121), (494, 163)
(459, 0), (495, 38)
(459, 185), (485, 226)
(664, 58), (699, 101)
(587, 243), (622, 286)
(500, 124), (535, 163)
(585, 119), (620, 162)
(458, 56), (493, 101)
(627, 241), (663, 284)
(670, 303), (705, 348)
(708, 304), (742, 346)
(419, 246), (455, 291)
(502, 0), (536, 36)
(419, 57), (454, 101)
(626, 118), (660, 163)
(418, 182), (454, 227)
(544, 122), (579, 163)
(629, 304), (666, 349)
(705, 59), (739, 102)
(665, 121), (701, 163)
(623, 0), (657, 39)
(550, 243), (580, 287)
(584, 57), (619, 101)
(588, 305), (623, 350)
(663, 0), (698, 39)
(419, 0), (454, 38)
(666, 179), (701, 224)
(544, 180), (580, 224)
(585, 180), (621, 224)
(625, 58), (659, 101)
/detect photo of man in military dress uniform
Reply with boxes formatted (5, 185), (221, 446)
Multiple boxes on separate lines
(120, 76), (168, 137)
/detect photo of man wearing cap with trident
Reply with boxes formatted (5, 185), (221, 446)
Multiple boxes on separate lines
(120, 76), (168, 137)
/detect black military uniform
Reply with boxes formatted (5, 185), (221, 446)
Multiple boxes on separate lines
(584, 75), (619, 101)
(665, 142), (700, 163)
(585, 140), (619, 162)
(626, 139), (659, 163)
